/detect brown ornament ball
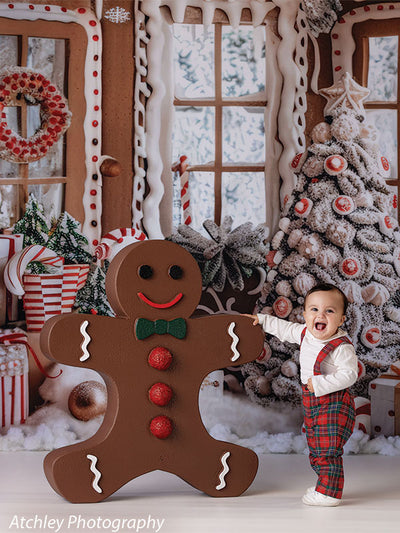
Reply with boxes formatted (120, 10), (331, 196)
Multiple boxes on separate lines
(68, 380), (107, 421)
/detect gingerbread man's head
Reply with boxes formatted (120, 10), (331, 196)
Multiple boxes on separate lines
(105, 240), (203, 320)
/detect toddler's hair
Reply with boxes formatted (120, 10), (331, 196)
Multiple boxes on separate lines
(305, 283), (348, 314)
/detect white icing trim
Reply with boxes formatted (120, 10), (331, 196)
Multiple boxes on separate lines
(136, 0), (306, 238)
(80, 320), (91, 362)
(228, 322), (240, 362)
(196, 287), (239, 315)
(0, 3), (103, 248)
(247, 266), (267, 295)
(330, 3), (400, 83)
(216, 451), (231, 490)
(87, 454), (103, 493)
(96, 0), (104, 20)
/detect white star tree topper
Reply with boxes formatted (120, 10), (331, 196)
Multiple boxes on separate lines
(319, 72), (370, 119)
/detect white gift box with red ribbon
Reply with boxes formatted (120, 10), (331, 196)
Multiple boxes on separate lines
(0, 234), (24, 325)
(369, 375), (400, 437)
(0, 335), (28, 432)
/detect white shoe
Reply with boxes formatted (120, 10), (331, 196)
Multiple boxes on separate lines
(302, 490), (341, 507)
(306, 486), (315, 494)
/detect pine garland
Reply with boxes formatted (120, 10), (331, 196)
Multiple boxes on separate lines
(301, 0), (343, 37)
(169, 217), (269, 291)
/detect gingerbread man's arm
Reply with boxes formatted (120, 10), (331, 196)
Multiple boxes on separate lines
(40, 313), (132, 375)
(188, 315), (264, 373)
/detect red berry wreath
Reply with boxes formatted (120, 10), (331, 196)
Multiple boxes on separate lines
(0, 67), (72, 163)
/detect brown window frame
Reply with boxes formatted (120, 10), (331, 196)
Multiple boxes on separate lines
(0, 17), (87, 223)
(353, 19), (400, 218)
(171, 7), (267, 226)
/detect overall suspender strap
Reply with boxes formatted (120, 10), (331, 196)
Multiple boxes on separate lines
(313, 336), (353, 376)
(299, 327), (353, 376)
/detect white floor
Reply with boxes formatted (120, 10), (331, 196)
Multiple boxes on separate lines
(0, 452), (399, 533)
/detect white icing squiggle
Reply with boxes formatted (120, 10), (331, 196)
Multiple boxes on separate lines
(80, 320), (91, 362)
(87, 454), (103, 494)
(216, 451), (231, 491)
(228, 322), (240, 362)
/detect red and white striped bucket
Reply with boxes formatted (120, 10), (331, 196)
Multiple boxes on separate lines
(22, 264), (90, 332)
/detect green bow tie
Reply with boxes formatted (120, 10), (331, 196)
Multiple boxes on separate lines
(135, 318), (187, 340)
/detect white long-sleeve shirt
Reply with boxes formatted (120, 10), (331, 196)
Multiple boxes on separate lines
(257, 314), (358, 397)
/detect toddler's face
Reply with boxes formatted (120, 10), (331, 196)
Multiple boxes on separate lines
(303, 290), (346, 340)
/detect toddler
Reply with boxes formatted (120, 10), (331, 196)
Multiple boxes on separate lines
(245, 283), (358, 506)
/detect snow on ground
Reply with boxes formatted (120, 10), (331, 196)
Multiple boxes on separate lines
(1, 368), (400, 455)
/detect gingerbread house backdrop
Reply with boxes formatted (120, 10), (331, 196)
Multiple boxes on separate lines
(0, 0), (400, 454)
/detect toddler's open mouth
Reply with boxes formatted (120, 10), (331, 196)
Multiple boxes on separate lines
(315, 322), (327, 331)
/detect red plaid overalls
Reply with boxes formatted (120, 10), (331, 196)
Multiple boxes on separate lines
(301, 328), (355, 499)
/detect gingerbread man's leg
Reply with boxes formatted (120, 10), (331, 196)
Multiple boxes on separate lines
(44, 431), (148, 503)
(171, 428), (258, 498)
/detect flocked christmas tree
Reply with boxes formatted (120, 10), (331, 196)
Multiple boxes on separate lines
(242, 72), (400, 407)
(12, 193), (50, 273)
(13, 193), (49, 247)
(75, 263), (115, 316)
(47, 211), (92, 265)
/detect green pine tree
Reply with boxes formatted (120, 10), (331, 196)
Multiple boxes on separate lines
(13, 193), (49, 247)
(75, 263), (115, 316)
(47, 211), (92, 265)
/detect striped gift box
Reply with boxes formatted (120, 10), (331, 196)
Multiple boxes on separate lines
(0, 343), (28, 432)
(22, 264), (90, 332)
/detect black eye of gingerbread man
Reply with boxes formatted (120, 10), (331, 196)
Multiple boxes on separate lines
(169, 265), (183, 280)
(138, 265), (153, 279)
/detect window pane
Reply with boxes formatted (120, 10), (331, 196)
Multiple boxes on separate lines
(0, 35), (18, 69)
(366, 109), (397, 179)
(172, 171), (214, 232)
(28, 183), (63, 222)
(221, 172), (265, 226)
(222, 26), (265, 98)
(172, 107), (215, 165)
(367, 36), (398, 101)
(173, 24), (214, 98)
(0, 185), (18, 229)
(27, 106), (64, 177)
(223, 107), (265, 163)
(27, 37), (66, 89)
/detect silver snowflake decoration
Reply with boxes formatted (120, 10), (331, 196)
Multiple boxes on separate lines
(104, 6), (131, 24)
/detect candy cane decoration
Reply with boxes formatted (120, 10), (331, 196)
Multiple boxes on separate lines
(94, 228), (147, 261)
(4, 245), (64, 297)
(172, 155), (192, 226)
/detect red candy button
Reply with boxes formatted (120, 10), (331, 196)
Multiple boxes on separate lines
(149, 383), (173, 406)
(148, 347), (173, 371)
(150, 415), (173, 439)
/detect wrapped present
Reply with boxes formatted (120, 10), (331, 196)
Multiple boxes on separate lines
(0, 329), (62, 417)
(0, 336), (28, 432)
(369, 375), (400, 437)
(0, 234), (24, 325)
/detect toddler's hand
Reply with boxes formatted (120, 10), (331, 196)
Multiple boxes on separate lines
(307, 378), (314, 393)
(242, 314), (259, 326)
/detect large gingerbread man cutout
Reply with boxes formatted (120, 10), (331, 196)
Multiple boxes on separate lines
(40, 240), (265, 503)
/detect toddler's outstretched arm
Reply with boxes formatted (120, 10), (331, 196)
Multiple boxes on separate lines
(242, 314), (259, 326)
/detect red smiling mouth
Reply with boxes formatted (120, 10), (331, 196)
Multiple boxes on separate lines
(137, 292), (183, 309)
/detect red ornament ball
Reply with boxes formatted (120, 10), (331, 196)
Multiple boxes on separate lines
(68, 380), (107, 421)
(148, 346), (173, 371)
(148, 382), (173, 406)
(324, 154), (347, 175)
(150, 415), (173, 439)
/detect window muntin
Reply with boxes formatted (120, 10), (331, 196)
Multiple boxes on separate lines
(172, 22), (266, 232)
